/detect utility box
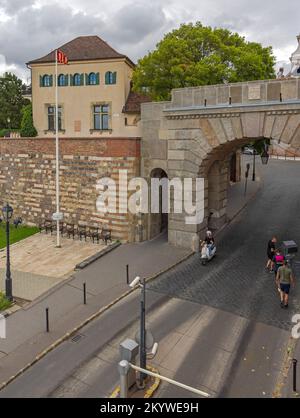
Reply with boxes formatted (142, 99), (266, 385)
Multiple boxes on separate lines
(119, 339), (139, 389)
(282, 240), (298, 260)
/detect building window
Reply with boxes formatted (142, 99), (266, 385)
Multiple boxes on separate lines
(58, 74), (67, 86)
(93, 104), (109, 130)
(73, 73), (82, 86)
(47, 106), (62, 131)
(41, 74), (52, 87)
(88, 72), (97, 85)
(105, 71), (117, 85)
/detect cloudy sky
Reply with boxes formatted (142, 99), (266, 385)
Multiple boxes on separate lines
(0, 0), (299, 82)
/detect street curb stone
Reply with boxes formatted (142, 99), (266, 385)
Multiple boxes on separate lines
(74, 241), (121, 270)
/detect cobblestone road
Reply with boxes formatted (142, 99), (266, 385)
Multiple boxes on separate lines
(150, 160), (300, 331)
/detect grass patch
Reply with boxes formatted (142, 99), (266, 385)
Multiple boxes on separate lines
(0, 292), (11, 311)
(0, 224), (39, 249)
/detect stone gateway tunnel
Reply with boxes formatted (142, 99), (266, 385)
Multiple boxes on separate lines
(141, 78), (300, 249)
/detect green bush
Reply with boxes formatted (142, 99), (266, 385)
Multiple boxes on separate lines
(20, 103), (37, 137)
(0, 292), (11, 311)
(0, 128), (9, 137)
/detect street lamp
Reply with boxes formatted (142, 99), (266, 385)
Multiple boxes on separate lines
(129, 276), (147, 386)
(252, 151), (256, 181)
(2, 203), (13, 301)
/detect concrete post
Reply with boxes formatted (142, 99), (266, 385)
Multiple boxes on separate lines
(118, 360), (130, 398)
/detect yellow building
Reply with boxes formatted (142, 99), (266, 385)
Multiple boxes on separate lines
(27, 36), (149, 138)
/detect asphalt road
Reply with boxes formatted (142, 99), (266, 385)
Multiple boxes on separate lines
(1, 159), (300, 398)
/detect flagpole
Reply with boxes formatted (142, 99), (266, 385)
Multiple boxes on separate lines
(55, 49), (61, 248)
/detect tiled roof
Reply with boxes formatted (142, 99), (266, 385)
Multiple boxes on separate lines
(27, 36), (135, 67)
(123, 90), (151, 114)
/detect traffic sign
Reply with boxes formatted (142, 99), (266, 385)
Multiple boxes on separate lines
(52, 212), (64, 221)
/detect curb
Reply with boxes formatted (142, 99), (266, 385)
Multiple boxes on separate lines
(74, 242), (121, 270)
(0, 250), (193, 392)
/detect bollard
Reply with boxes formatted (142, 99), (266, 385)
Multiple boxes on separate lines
(293, 359), (298, 392)
(118, 360), (130, 398)
(229, 97), (232, 105)
(204, 99), (207, 107)
(46, 307), (49, 333)
(126, 264), (129, 285)
(83, 283), (87, 305)
(280, 93), (283, 102)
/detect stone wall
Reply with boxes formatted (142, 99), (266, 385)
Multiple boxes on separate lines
(0, 137), (140, 242)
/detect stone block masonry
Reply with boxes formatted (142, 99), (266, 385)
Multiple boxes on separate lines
(0, 137), (141, 242)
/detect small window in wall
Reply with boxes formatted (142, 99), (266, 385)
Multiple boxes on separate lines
(93, 104), (109, 130)
(58, 74), (68, 86)
(48, 106), (62, 131)
(41, 74), (53, 87)
(87, 72), (98, 85)
(105, 71), (117, 85)
(73, 73), (82, 86)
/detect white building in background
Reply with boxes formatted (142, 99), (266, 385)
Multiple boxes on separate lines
(289, 34), (300, 77)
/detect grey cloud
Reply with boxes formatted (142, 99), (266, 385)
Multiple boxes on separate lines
(0, 4), (104, 67)
(0, 0), (34, 14)
(1, 0), (300, 80)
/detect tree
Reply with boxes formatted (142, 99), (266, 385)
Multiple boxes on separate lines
(0, 72), (29, 129)
(132, 22), (276, 101)
(20, 103), (37, 137)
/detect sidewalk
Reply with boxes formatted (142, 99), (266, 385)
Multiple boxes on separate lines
(0, 233), (190, 385)
(226, 155), (262, 222)
(0, 234), (106, 301)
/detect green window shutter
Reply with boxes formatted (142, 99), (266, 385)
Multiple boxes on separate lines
(105, 72), (110, 85)
(49, 75), (53, 87)
(112, 72), (117, 84)
(85, 73), (89, 85)
(65, 74), (69, 86)
(96, 72), (100, 85)
(40, 75), (43, 87)
(80, 73), (84, 85)
(70, 74), (73, 86)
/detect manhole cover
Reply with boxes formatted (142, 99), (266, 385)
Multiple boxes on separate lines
(71, 334), (85, 343)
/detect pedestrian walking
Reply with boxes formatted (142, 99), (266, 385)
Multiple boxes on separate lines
(266, 237), (277, 272)
(273, 249), (284, 277)
(276, 261), (295, 308)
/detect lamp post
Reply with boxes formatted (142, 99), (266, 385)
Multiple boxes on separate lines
(252, 152), (256, 181)
(129, 276), (147, 386)
(2, 203), (13, 301)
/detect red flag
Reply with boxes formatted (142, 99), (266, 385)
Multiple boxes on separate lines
(57, 49), (68, 64)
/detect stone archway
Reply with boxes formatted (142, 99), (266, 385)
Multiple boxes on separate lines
(141, 79), (300, 249)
